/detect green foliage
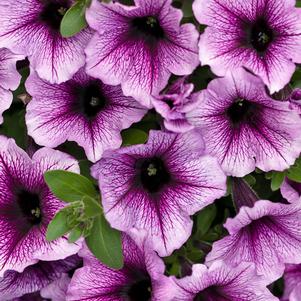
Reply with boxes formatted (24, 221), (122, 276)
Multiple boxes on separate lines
(265, 171), (286, 191)
(195, 204), (217, 237)
(44, 170), (98, 202)
(122, 128), (148, 146)
(60, 1), (88, 38)
(68, 227), (83, 243)
(85, 214), (124, 269)
(46, 208), (73, 241)
(287, 157), (301, 183)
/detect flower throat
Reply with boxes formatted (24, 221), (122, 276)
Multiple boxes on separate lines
(39, 0), (70, 32)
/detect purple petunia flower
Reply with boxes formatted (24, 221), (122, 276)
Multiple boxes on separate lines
(0, 48), (23, 124)
(25, 69), (146, 163)
(85, 0), (199, 108)
(193, 0), (301, 93)
(206, 178), (301, 281)
(0, 0), (93, 84)
(66, 231), (174, 301)
(282, 264), (301, 301)
(171, 261), (278, 301)
(187, 68), (301, 177)
(91, 130), (226, 256)
(152, 77), (198, 133)
(0, 255), (80, 300)
(0, 135), (81, 277)
(281, 178), (301, 204)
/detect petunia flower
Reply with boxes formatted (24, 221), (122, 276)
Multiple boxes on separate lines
(206, 178), (301, 281)
(0, 255), (81, 300)
(187, 68), (301, 177)
(0, 135), (81, 277)
(171, 261), (278, 301)
(66, 232), (174, 301)
(85, 0), (199, 108)
(151, 77), (198, 133)
(0, 48), (23, 124)
(280, 178), (301, 204)
(25, 69), (146, 163)
(91, 130), (226, 256)
(0, 0), (93, 84)
(193, 0), (301, 93)
(282, 264), (301, 301)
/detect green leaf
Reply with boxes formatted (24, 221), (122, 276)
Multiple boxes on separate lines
(243, 174), (256, 186)
(46, 208), (72, 241)
(287, 157), (301, 183)
(60, 1), (87, 38)
(44, 170), (98, 202)
(122, 128), (148, 146)
(68, 227), (82, 243)
(195, 204), (217, 238)
(270, 172), (285, 191)
(182, 0), (193, 17)
(82, 196), (102, 218)
(85, 215), (123, 269)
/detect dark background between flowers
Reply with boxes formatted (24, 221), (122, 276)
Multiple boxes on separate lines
(3, 0), (301, 297)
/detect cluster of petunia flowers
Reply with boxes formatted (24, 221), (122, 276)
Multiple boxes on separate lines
(1, 0), (301, 300)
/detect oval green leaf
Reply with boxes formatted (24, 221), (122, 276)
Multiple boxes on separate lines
(122, 128), (148, 146)
(85, 215), (124, 269)
(44, 170), (98, 203)
(46, 208), (72, 241)
(60, 1), (87, 38)
(83, 196), (102, 218)
(68, 227), (82, 243)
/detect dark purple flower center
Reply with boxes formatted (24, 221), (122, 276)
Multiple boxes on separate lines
(226, 99), (256, 125)
(15, 189), (42, 226)
(131, 16), (165, 41)
(39, 0), (70, 32)
(76, 82), (107, 119)
(250, 18), (274, 53)
(139, 157), (170, 193)
(127, 278), (152, 301)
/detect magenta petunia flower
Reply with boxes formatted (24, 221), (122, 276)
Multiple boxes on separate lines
(91, 130), (226, 256)
(85, 0), (199, 108)
(0, 135), (81, 277)
(0, 48), (23, 124)
(0, 255), (80, 300)
(151, 77), (198, 133)
(0, 0), (93, 84)
(282, 264), (301, 301)
(206, 179), (301, 281)
(281, 178), (301, 204)
(25, 69), (146, 163)
(193, 0), (301, 93)
(66, 232), (174, 301)
(187, 68), (301, 177)
(171, 261), (277, 301)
